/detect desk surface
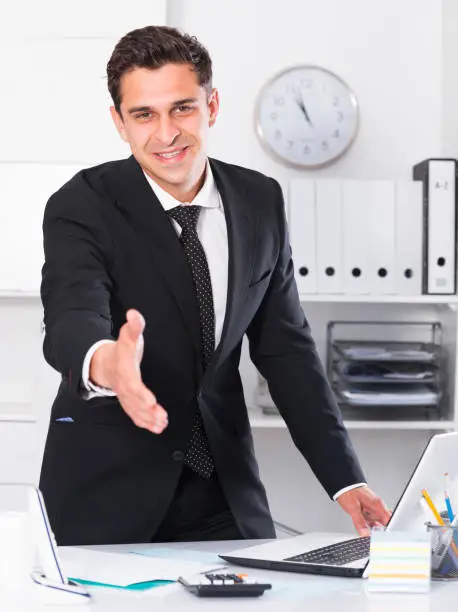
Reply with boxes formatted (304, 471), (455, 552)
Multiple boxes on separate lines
(4, 539), (457, 611)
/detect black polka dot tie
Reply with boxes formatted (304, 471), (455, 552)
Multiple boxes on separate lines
(168, 205), (215, 479)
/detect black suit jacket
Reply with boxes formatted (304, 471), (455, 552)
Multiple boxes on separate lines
(39, 155), (365, 545)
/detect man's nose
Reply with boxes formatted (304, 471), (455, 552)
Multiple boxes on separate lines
(155, 116), (181, 147)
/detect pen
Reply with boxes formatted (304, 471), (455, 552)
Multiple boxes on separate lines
(422, 488), (458, 557)
(444, 473), (455, 523)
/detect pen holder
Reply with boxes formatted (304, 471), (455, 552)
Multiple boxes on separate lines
(426, 522), (458, 580)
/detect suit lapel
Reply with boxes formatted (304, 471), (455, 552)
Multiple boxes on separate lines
(209, 159), (256, 368)
(111, 156), (202, 365)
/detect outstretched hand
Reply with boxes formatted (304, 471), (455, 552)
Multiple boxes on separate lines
(90, 309), (168, 434)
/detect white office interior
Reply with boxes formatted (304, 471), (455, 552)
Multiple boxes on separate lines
(2, 0), (458, 547)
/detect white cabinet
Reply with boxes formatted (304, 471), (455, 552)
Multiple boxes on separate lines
(249, 294), (458, 432)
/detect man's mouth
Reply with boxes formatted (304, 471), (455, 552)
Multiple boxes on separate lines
(153, 146), (189, 162)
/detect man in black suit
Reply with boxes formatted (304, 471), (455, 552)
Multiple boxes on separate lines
(39, 25), (389, 545)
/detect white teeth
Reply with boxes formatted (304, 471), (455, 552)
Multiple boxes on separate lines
(157, 149), (183, 159)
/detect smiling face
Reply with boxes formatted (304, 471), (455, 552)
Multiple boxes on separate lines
(110, 63), (219, 202)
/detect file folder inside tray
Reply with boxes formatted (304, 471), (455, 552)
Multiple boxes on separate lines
(335, 382), (441, 407)
(333, 359), (439, 385)
(332, 341), (440, 363)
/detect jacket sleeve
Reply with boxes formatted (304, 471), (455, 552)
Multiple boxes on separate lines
(41, 177), (115, 394)
(246, 178), (365, 498)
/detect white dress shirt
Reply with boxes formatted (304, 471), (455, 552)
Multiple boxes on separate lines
(80, 161), (365, 501)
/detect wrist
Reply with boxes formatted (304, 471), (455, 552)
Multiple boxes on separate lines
(333, 483), (368, 501)
(89, 342), (116, 389)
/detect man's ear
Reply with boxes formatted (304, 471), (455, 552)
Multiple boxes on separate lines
(208, 89), (220, 127)
(110, 106), (129, 143)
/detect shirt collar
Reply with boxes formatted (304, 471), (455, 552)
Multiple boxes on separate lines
(143, 161), (220, 212)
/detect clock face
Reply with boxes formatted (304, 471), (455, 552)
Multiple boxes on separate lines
(255, 65), (359, 168)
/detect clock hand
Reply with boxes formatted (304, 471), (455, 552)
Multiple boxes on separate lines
(294, 89), (313, 126)
(302, 102), (313, 126)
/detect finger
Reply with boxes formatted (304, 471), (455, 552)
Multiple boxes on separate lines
(130, 388), (168, 433)
(354, 521), (370, 538)
(143, 399), (168, 431)
(350, 507), (371, 537)
(147, 399), (169, 433)
(367, 498), (391, 524)
(139, 412), (168, 434)
(123, 309), (145, 344)
(368, 521), (384, 530)
(152, 403), (168, 424)
(129, 407), (168, 433)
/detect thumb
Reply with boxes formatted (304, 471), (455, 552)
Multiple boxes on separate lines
(122, 309), (145, 345)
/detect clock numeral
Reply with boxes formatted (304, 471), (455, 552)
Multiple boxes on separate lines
(333, 95), (340, 106)
(270, 111), (278, 120)
(287, 140), (294, 148)
(275, 129), (282, 140)
(303, 145), (312, 155)
(274, 96), (285, 106)
(301, 79), (312, 89)
(321, 141), (329, 151)
(333, 129), (340, 139)
(337, 111), (344, 123)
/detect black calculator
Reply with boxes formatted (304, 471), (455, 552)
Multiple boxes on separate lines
(178, 572), (272, 597)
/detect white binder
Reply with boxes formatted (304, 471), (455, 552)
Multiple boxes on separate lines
(395, 181), (423, 295)
(342, 181), (371, 294)
(413, 159), (457, 294)
(316, 180), (343, 294)
(288, 180), (317, 294)
(367, 180), (396, 295)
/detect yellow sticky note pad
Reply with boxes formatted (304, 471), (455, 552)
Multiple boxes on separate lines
(367, 530), (431, 593)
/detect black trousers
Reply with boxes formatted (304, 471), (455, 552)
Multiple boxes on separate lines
(153, 465), (244, 542)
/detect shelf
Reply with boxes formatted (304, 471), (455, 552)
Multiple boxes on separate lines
(298, 294), (458, 304)
(0, 291), (40, 298)
(248, 406), (455, 431)
(0, 414), (36, 423)
(344, 420), (454, 430)
(1, 292), (456, 303)
(2, 292), (456, 303)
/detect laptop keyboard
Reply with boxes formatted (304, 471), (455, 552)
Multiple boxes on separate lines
(285, 536), (371, 566)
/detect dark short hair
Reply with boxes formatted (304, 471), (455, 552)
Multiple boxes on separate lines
(107, 25), (213, 114)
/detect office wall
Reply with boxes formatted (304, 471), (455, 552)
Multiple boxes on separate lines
(0, 0), (167, 483)
(167, 0), (456, 532)
(1, 0), (457, 531)
(166, 0), (445, 410)
(168, 0), (443, 185)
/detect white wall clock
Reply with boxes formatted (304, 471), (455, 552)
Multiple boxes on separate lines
(254, 65), (359, 168)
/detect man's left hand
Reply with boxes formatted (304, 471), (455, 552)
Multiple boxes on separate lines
(336, 486), (391, 537)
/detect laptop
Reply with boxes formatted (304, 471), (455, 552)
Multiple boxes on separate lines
(219, 431), (458, 578)
(16, 485), (90, 600)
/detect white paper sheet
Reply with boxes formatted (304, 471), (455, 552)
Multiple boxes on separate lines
(58, 547), (220, 586)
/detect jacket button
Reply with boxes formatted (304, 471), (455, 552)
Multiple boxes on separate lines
(172, 450), (184, 462)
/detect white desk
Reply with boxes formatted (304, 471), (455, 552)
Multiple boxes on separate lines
(4, 539), (458, 611)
